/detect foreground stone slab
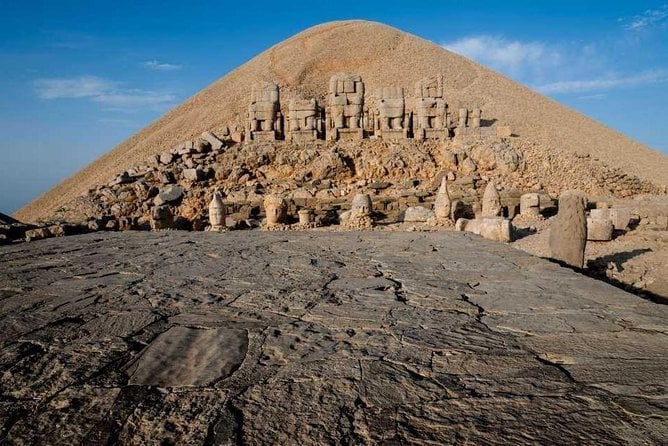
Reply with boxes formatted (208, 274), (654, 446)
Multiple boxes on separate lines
(0, 231), (666, 445)
(127, 326), (248, 387)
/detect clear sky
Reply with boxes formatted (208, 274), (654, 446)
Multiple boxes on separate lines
(1, 0), (667, 215)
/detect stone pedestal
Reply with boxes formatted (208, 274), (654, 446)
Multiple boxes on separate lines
(251, 130), (277, 142)
(416, 128), (449, 141)
(378, 129), (408, 140)
(587, 218), (613, 241)
(288, 130), (318, 143)
(334, 128), (364, 141)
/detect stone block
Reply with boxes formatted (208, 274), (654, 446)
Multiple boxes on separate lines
(587, 217), (613, 241)
(183, 168), (204, 182)
(335, 128), (364, 141)
(403, 206), (435, 223)
(159, 151), (174, 165)
(378, 128), (408, 140)
(253, 130), (278, 141)
(455, 217), (512, 242)
(288, 130), (318, 143)
(201, 131), (225, 151)
(589, 209), (609, 220)
(609, 208), (632, 230)
(154, 185), (184, 206)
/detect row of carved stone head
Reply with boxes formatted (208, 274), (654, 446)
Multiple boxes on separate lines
(248, 74), (482, 142)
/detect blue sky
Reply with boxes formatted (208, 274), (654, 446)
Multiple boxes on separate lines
(1, 0), (667, 214)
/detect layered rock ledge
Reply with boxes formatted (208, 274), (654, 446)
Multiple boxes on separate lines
(0, 232), (666, 444)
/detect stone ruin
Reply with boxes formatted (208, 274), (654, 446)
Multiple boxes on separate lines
(246, 74), (487, 142)
(519, 193), (541, 218)
(263, 194), (288, 228)
(414, 75), (449, 141)
(249, 82), (283, 141)
(455, 217), (512, 243)
(373, 86), (408, 140)
(208, 191), (226, 232)
(549, 190), (588, 269)
(455, 181), (514, 242)
(287, 98), (323, 142)
(340, 193), (374, 229)
(587, 208), (614, 241)
(326, 73), (366, 141)
(433, 178), (453, 224)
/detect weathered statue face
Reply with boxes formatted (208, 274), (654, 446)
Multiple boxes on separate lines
(264, 195), (287, 225)
(351, 194), (372, 217)
(209, 192), (226, 227)
(210, 207), (225, 226)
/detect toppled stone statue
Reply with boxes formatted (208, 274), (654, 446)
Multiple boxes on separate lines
(208, 191), (226, 232)
(340, 193), (373, 229)
(414, 75), (449, 141)
(249, 82), (282, 141)
(549, 190), (587, 269)
(481, 182), (502, 217)
(287, 98), (323, 142)
(455, 217), (512, 242)
(374, 86), (408, 140)
(403, 206), (435, 223)
(326, 73), (365, 141)
(150, 206), (174, 230)
(263, 194), (288, 228)
(434, 178), (453, 224)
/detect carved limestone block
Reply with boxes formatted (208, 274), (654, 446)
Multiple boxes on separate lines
(249, 82), (282, 141)
(326, 73), (365, 141)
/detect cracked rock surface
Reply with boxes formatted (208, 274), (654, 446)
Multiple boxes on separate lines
(0, 231), (666, 445)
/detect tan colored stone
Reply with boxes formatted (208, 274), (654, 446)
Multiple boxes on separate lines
(609, 207), (632, 230)
(264, 194), (288, 226)
(481, 182), (502, 217)
(208, 191), (226, 231)
(414, 75), (449, 141)
(455, 217), (512, 242)
(342, 193), (373, 229)
(520, 193), (541, 217)
(326, 73), (364, 141)
(549, 190), (587, 268)
(249, 82), (282, 141)
(434, 178), (452, 222)
(298, 209), (314, 225)
(374, 86), (408, 139)
(587, 217), (613, 241)
(460, 157), (477, 175)
(287, 98), (322, 142)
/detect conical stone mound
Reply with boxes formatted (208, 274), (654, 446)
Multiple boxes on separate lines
(16, 20), (668, 222)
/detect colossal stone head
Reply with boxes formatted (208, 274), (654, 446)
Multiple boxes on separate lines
(264, 195), (288, 225)
(351, 194), (373, 217)
(209, 191), (226, 228)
